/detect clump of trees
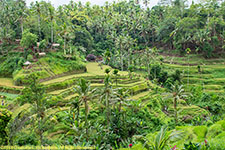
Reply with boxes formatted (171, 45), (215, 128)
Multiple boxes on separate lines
(0, 0), (224, 62)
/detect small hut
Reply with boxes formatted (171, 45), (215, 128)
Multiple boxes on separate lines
(52, 43), (60, 50)
(24, 61), (31, 66)
(15, 39), (21, 44)
(39, 52), (46, 57)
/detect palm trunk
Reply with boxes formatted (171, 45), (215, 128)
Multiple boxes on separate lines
(119, 100), (121, 112)
(21, 18), (24, 36)
(38, 14), (41, 41)
(120, 45), (123, 71)
(51, 21), (53, 43)
(64, 37), (66, 55)
(128, 48), (130, 67)
(85, 99), (88, 140)
(106, 92), (110, 128)
(174, 97), (178, 124)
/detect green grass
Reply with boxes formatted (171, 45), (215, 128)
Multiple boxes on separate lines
(43, 62), (128, 85)
(64, 93), (78, 100)
(49, 87), (73, 95)
(0, 78), (23, 88)
(13, 56), (86, 85)
(130, 90), (151, 100)
(0, 92), (18, 99)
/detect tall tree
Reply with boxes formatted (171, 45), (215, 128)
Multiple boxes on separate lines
(73, 78), (95, 141)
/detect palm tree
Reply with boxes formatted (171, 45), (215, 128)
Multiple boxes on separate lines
(170, 83), (187, 124)
(24, 73), (47, 145)
(185, 48), (191, 89)
(48, 6), (55, 43)
(58, 23), (73, 55)
(116, 35), (125, 71)
(35, 1), (41, 41)
(113, 69), (119, 86)
(73, 78), (94, 140)
(98, 71), (117, 128)
(115, 88), (130, 112)
(17, 0), (27, 35)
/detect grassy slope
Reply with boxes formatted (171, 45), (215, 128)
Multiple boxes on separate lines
(13, 56), (86, 85)
(0, 78), (23, 89)
(42, 62), (128, 85)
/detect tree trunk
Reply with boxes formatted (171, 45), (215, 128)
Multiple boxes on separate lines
(106, 92), (110, 128)
(174, 97), (178, 125)
(84, 99), (88, 141)
(51, 21), (53, 43)
(38, 15), (41, 41)
(64, 37), (66, 55)
(21, 18), (24, 36)
(119, 100), (121, 112)
(128, 48), (130, 67)
(120, 44), (123, 71)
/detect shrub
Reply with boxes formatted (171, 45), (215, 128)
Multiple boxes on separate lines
(171, 69), (182, 83)
(216, 120), (225, 131)
(0, 108), (12, 145)
(193, 126), (207, 139)
(39, 39), (47, 52)
(20, 30), (37, 49)
(15, 132), (38, 146)
(27, 54), (33, 62)
(149, 64), (161, 80)
(207, 124), (223, 138)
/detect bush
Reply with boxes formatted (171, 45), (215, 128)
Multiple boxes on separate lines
(15, 132), (38, 146)
(149, 64), (161, 80)
(39, 39), (47, 52)
(20, 30), (37, 49)
(193, 126), (207, 139)
(0, 108), (12, 145)
(0, 56), (24, 77)
(27, 54), (33, 62)
(207, 124), (223, 138)
(171, 69), (182, 82)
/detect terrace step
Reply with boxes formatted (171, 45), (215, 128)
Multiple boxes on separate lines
(65, 93), (79, 100)
(130, 90), (151, 100)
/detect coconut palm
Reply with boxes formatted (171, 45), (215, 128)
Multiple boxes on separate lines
(48, 6), (55, 43)
(34, 1), (41, 41)
(163, 83), (187, 124)
(73, 78), (95, 140)
(98, 72), (118, 128)
(115, 88), (130, 112)
(113, 69), (119, 86)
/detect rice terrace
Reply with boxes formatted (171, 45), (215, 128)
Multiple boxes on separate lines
(0, 0), (224, 149)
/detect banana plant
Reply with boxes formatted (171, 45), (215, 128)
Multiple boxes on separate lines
(139, 126), (183, 150)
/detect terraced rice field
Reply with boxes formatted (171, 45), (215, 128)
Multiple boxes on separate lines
(0, 63), (152, 122)
(0, 78), (23, 89)
(162, 53), (225, 94)
(44, 63), (150, 104)
(1, 58), (224, 126)
(1, 59), (222, 144)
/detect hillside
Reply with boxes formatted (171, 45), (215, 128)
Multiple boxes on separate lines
(1, 59), (224, 149)
(161, 53), (225, 94)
